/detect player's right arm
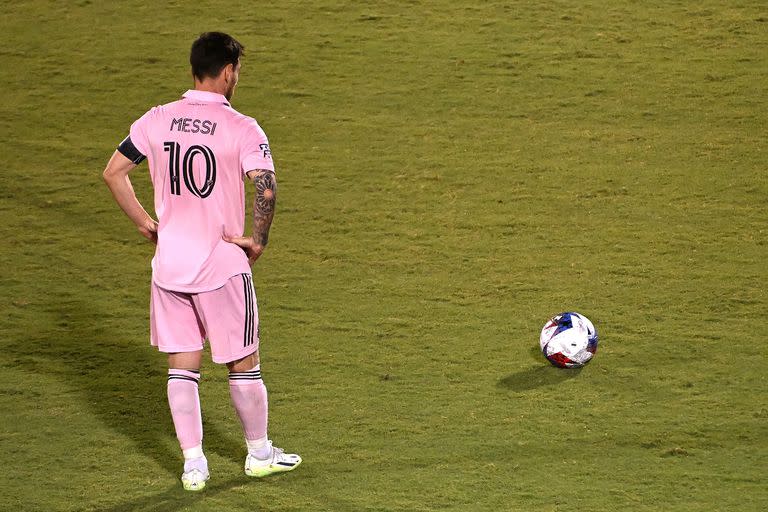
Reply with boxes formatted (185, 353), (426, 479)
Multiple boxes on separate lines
(224, 169), (277, 265)
(102, 146), (158, 243)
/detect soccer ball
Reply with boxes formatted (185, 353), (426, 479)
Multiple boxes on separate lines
(539, 312), (598, 368)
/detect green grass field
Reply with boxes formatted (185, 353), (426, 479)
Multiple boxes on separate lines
(1, 1), (766, 510)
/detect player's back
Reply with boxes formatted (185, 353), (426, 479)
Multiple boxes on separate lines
(129, 90), (274, 293)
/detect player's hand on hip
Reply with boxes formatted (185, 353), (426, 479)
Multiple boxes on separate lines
(138, 219), (159, 244)
(223, 235), (265, 265)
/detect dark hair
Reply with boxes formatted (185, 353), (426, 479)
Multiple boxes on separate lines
(190, 32), (245, 81)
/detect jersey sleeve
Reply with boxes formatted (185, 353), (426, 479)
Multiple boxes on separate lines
(117, 136), (146, 164)
(240, 119), (275, 175)
(127, 108), (155, 158)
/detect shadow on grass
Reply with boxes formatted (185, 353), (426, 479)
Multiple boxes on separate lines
(96, 479), (237, 512)
(96, 473), (361, 512)
(6, 287), (244, 479)
(497, 363), (582, 392)
(11, 291), (364, 511)
(97, 484), (215, 512)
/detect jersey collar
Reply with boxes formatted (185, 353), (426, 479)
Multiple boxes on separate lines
(182, 89), (231, 106)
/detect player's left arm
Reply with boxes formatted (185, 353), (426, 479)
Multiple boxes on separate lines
(224, 169), (277, 265)
(102, 150), (158, 244)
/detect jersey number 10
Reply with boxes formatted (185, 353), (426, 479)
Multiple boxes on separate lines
(163, 142), (217, 198)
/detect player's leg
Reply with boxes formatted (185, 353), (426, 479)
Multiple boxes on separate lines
(193, 273), (301, 477)
(150, 283), (209, 491)
(167, 351), (208, 491)
(226, 352), (269, 458)
(227, 351), (302, 477)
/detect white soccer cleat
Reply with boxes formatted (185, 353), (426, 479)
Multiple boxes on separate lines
(181, 468), (210, 491)
(245, 441), (302, 477)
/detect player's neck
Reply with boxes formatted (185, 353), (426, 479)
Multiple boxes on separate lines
(193, 80), (229, 98)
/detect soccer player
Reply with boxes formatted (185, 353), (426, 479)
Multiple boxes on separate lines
(102, 32), (301, 491)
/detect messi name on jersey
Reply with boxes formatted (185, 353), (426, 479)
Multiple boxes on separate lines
(170, 117), (217, 135)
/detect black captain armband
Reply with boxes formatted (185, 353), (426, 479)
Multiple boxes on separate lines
(117, 136), (147, 164)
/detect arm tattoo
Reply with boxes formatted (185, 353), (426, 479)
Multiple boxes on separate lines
(254, 170), (276, 215)
(250, 170), (277, 246)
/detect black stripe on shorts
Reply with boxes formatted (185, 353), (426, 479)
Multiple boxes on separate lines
(242, 274), (255, 347)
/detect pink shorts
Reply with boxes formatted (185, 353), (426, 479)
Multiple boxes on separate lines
(150, 273), (259, 364)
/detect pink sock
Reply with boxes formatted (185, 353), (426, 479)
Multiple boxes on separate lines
(167, 369), (203, 452)
(229, 365), (268, 442)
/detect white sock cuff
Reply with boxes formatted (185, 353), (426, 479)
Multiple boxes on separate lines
(168, 368), (201, 384)
(229, 364), (262, 383)
(182, 445), (204, 460)
(245, 436), (268, 451)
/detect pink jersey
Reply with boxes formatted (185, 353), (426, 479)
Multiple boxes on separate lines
(128, 90), (274, 293)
